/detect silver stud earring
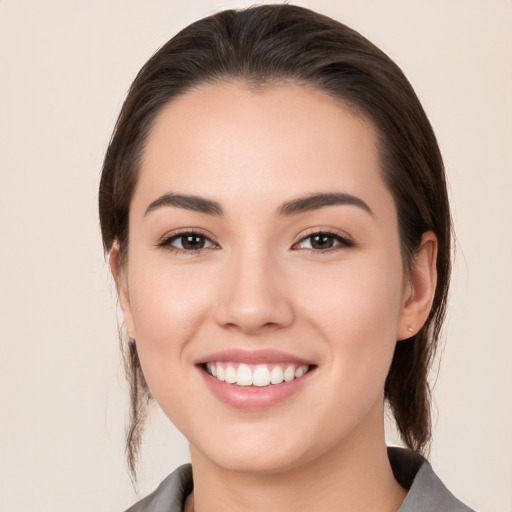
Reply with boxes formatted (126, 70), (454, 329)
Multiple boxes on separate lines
(408, 327), (414, 333)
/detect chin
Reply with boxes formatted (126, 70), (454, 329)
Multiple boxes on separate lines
(189, 424), (319, 476)
(202, 449), (307, 476)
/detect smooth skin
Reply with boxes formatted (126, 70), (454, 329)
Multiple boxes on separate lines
(111, 82), (437, 512)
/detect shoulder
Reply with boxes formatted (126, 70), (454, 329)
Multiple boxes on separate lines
(388, 447), (476, 512)
(123, 464), (193, 512)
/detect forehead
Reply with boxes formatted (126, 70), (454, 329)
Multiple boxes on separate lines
(134, 82), (394, 220)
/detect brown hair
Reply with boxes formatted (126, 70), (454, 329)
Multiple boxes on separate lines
(99, 4), (451, 480)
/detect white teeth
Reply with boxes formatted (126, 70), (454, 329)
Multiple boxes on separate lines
(270, 366), (284, 384)
(295, 365), (307, 378)
(252, 365), (271, 387)
(283, 365), (295, 382)
(236, 364), (253, 386)
(224, 365), (237, 384)
(207, 362), (310, 387)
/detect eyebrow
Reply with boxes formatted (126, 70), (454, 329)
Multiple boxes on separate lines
(278, 192), (373, 217)
(144, 191), (373, 218)
(145, 193), (223, 216)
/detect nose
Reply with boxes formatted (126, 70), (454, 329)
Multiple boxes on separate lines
(213, 247), (294, 334)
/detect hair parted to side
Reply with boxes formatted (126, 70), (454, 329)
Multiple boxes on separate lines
(99, 4), (451, 482)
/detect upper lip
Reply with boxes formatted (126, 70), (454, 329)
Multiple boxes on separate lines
(195, 348), (313, 365)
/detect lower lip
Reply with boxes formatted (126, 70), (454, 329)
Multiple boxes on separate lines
(199, 368), (313, 410)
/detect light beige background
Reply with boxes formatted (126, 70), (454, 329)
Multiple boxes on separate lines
(0, 1), (510, 511)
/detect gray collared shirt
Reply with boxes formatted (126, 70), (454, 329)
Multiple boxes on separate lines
(125, 447), (475, 511)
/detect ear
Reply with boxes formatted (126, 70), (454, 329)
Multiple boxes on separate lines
(109, 241), (136, 339)
(396, 231), (438, 340)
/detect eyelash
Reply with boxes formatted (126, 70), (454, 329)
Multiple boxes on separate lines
(157, 229), (219, 255)
(292, 230), (355, 252)
(157, 229), (355, 255)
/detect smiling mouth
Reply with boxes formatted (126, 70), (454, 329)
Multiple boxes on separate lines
(203, 362), (312, 387)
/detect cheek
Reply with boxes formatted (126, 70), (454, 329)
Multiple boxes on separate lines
(126, 256), (214, 378)
(302, 252), (404, 331)
(292, 260), (404, 443)
(300, 254), (404, 380)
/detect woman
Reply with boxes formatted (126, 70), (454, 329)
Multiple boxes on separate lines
(99, 4), (474, 511)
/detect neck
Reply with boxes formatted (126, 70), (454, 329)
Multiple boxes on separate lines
(187, 407), (406, 512)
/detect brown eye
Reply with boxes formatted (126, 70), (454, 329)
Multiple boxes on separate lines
(294, 231), (354, 251)
(310, 234), (335, 249)
(159, 232), (217, 252)
(180, 234), (206, 250)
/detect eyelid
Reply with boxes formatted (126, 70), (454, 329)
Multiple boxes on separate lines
(292, 228), (355, 251)
(155, 227), (354, 254)
(156, 227), (220, 252)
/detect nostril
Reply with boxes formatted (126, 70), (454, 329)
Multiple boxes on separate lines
(223, 320), (286, 334)
(215, 300), (295, 334)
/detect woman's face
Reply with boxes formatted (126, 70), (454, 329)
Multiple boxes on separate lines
(115, 83), (423, 474)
